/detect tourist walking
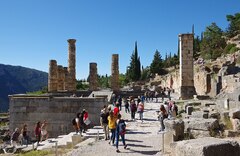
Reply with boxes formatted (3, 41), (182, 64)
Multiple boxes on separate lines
(130, 99), (137, 121)
(117, 95), (122, 111)
(35, 121), (41, 146)
(21, 124), (31, 146)
(115, 114), (127, 153)
(123, 97), (130, 113)
(11, 128), (20, 147)
(100, 105), (110, 140)
(80, 110), (87, 133)
(40, 120), (49, 142)
(108, 111), (117, 145)
(159, 105), (168, 132)
(137, 101), (144, 121)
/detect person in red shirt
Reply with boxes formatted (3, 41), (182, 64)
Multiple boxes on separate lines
(113, 103), (120, 117)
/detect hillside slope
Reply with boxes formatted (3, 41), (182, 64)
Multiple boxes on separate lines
(0, 64), (48, 111)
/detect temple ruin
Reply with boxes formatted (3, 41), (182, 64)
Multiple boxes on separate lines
(111, 54), (120, 92)
(48, 39), (77, 92)
(179, 34), (196, 99)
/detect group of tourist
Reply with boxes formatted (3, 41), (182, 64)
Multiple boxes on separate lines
(72, 109), (91, 135)
(3, 120), (49, 147)
(144, 87), (172, 103)
(100, 104), (127, 153)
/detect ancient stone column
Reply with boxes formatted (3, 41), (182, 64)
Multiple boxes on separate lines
(64, 67), (70, 91)
(57, 65), (65, 91)
(67, 39), (77, 91)
(89, 62), (98, 91)
(111, 54), (119, 92)
(179, 34), (196, 99)
(48, 60), (58, 92)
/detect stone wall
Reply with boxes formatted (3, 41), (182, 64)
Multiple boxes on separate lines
(9, 95), (106, 138)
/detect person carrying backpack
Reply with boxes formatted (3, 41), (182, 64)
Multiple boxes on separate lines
(115, 114), (127, 153)
(100, 105), (110, 140)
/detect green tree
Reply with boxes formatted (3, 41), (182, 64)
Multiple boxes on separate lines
(150, 50), (163, 75)
(193, 36), (201, 59)
(200, 23), (226, 60)
(226, 13), (240, 38)
(126, 41), (141, 81)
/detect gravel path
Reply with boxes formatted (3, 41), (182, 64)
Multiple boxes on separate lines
(66, 99), (170, 156)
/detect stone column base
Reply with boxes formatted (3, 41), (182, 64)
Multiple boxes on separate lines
(180, 86), (196, 100)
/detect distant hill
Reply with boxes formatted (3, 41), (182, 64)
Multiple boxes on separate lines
(0, 64), (48, 111)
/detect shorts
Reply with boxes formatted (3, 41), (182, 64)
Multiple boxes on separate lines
(41, 130), (47, 136)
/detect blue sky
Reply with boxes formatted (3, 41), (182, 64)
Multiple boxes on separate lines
(0, 0), (239, 79)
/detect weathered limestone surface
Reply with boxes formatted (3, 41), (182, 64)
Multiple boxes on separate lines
(179, 34), (196, 99)
(9, 95), (106, 138)
(111, 54), (119, 92)
(171, 137), (240, 156)
(164, 119), (184, 141)
(67, 39), (76, 91)
(89, 63), (98, 91)
(48, 60), (58, 92)
(183, 118), (219, 131)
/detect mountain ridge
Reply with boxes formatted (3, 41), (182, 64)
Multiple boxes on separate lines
(0, 64), (48, 111)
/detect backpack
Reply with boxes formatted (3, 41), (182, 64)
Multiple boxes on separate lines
(72, 118), (77, 125)
(118, 120), (126, 135)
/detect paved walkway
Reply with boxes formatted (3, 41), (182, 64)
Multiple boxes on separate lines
(66, 96), (177, 156)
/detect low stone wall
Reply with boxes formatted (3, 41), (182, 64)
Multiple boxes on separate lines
(9, 95), (107, 138)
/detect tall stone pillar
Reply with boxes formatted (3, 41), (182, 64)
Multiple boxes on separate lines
(64, 67), (70, 91)
(111, 54), (119, 92)
(179, 34), (196, 99)
(67, 39), (76, 91)
(48, 60), (58, 92)
(89, 62), (98, 91)
(57, 65), (65, 91)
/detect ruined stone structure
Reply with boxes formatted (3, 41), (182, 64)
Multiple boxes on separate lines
(9, 95), (106, 138)
(179, 34), (196, 99)
(111, 54), (119, 92)
(48, 39), (76, 92)
(89, 62), (98, 91)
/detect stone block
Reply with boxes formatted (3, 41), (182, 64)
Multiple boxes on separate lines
(230, 109), (240, 119)
(72, 135), (83, 146)
(183, 118), (219, 131)
(171, 137), (240, 156)
(164, 119), (184, 141)
(191, 111), (208, 119)
(190, 129), (211, 138)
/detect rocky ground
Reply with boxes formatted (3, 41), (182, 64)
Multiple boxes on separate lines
(66, 96), (176, 156)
